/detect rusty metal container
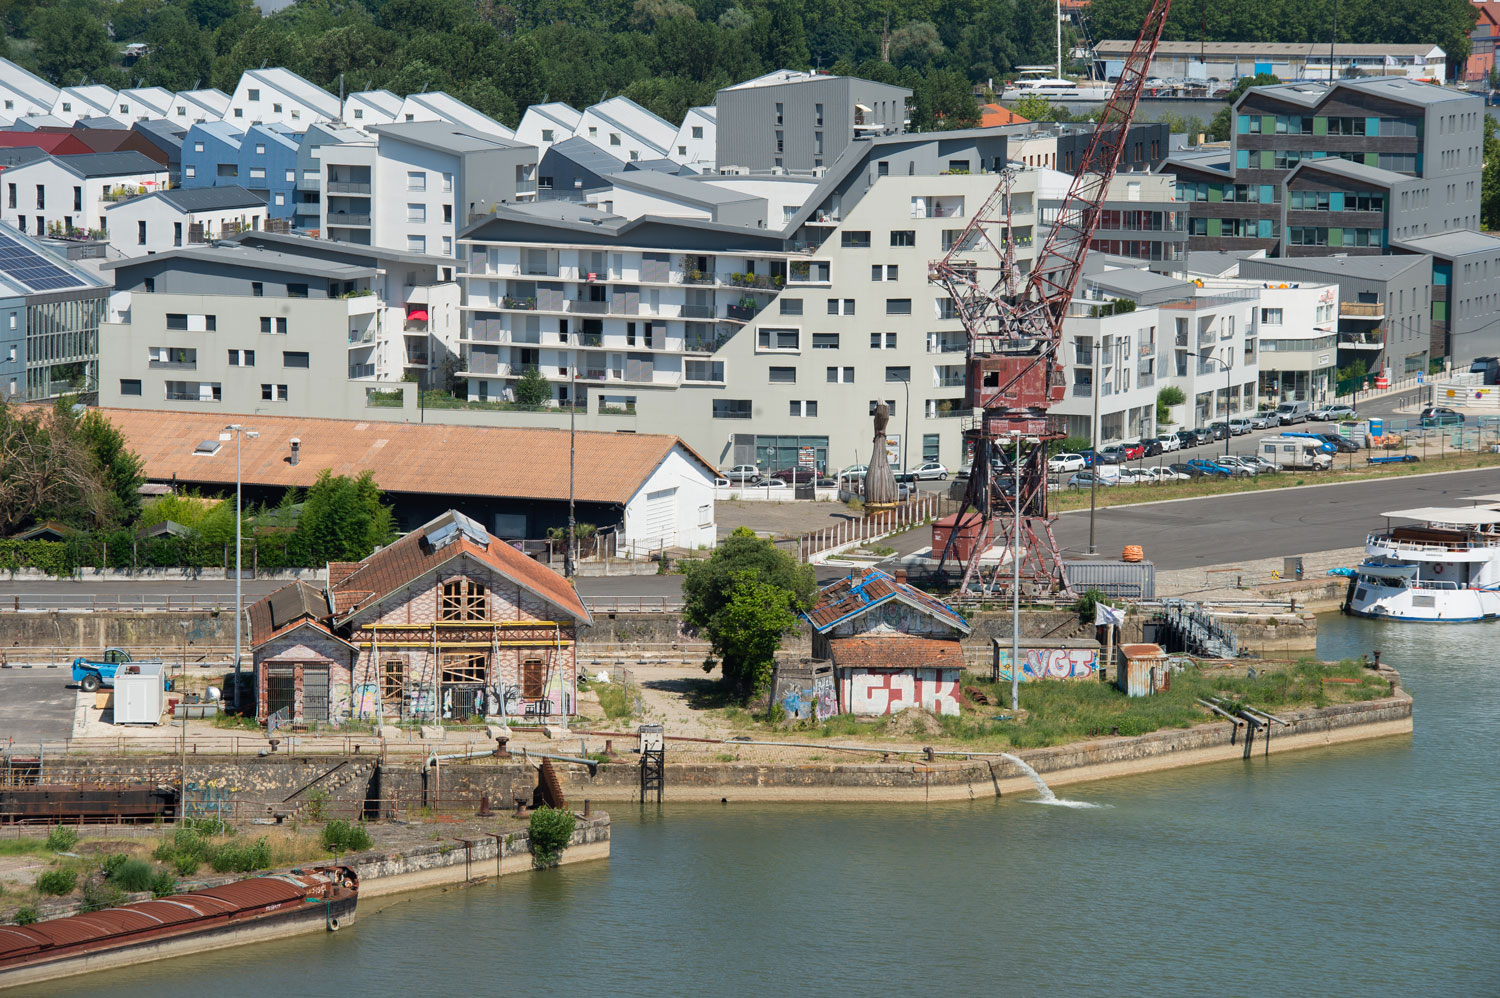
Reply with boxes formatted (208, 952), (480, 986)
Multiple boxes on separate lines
(932, 512), (993, 563)
(1116, 643), (1169, 697)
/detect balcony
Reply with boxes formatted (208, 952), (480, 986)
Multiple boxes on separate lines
(681, 303), (714, 319)
(349, 363), (375, 378)
(502, 296), (536, 310)
(1340, 301), (1384, 319)
(726, 303), (759, 322)
(148, 359), (196, 370)
(327, 181), (371, 194)
(165, 389), (220, 402)
(328, 212), (371, 227)
(1339, 330), (1385, 349)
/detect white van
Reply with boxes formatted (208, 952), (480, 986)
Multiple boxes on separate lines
(1275, 400), (1311, 424)
(1259, 436), (1332, 470)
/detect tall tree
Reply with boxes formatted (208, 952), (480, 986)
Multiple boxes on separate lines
(29, 1), (116, 84)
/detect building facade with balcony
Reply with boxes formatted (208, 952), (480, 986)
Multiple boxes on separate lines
(0, 151), (170, 239)
(103, 185), (268, 258)
(97, 233), (459, 414)
(715, 71), (912, 173)
(0, 225), (107, 402)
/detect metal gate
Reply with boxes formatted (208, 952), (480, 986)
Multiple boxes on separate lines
(642, 487), (677, 546)
(302, 665), (330, 722)
(266, 666), (295, 719)
(445, 684), (484, 720)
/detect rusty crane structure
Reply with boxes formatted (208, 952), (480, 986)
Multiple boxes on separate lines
(926, 0), (1173, 596)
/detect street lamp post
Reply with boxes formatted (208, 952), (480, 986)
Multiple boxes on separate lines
(221, 425), (258, 711)
(896, 374), (911, 486)
(1088, 336), (1101, 555)
(1196, 351), (1233, 460)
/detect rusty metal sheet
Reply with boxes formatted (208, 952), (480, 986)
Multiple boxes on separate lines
(126, 900), (209, 927)
(0, 926), (48, 958)
(192, 877), (305, 912)
(73, 908), (163, 934)
(26, 914), (127, 947)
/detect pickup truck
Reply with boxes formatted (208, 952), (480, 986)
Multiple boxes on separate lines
(71, 648), (161, 692)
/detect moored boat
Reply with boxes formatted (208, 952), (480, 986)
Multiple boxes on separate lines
(0, 865), (356, 990)
(1346, 504), (1500, 622)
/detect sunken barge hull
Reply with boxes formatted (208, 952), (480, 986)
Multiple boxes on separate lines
(0, 867), (357, 991)
(0, 783), (178, 824)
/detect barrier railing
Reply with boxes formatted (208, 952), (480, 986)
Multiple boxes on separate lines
(796, 494), (953, 562)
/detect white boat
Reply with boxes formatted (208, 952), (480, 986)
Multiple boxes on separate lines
(1003, 69), (1113, 102)
(1347, 504), (1500, 622)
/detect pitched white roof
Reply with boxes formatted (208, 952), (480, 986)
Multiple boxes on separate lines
(400, 92), (514, 138)
(0, 56), (60, 107)
(242, 68), (340, 118)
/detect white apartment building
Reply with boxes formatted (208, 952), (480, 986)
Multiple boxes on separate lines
(0, 152), (171, 239)
(395, 93), (514, 139)
(0, 58), (59, 120)
(104, 186), (269, 258)
(318, 122), (537, 257)
(167, 89), (232, 125)
(343, 90), (404, 126)
(671, 107), (717, 172)
(515, 102), (583, 160)
(224, 69), (340, 128)
(50, 85), (116, 125)
(572, 97), (676, 165)
(1235, 278), (1341, 403)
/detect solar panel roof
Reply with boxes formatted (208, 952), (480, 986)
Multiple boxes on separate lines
(0, 229), (95, 292)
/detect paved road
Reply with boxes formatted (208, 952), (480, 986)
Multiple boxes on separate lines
(0, 670), (77, 747)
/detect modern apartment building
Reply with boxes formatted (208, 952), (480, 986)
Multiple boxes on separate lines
(0, 226), (108, 401)
(0, 59), (59, 121)
(104, 185), (268, 258)
(97, 232), (460, 412)
(181, 122), (299, 222)
(0, 151), (171, 239)
(715, 71), (911, 173)
(224, 68), (340, 128)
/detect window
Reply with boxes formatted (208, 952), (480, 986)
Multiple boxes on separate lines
(885, 366), (912, 383)
(406, 171), (426, 191)
(34, 185), (42, 210)
(283, 351), (310, 368)
(260, 316), (288, 334)
(827, 298), (855, 316)
(923, 434), (940, 462)
(768, 366), (797, 384)
(407, 235), (426, 253)
(251, 282), (263, 297)
(254, 143), (266, 155)
(872, 264), (898, 281)
(521, 659), (546, 699)
(272, 104), (282, 114)
(166, 313), (188, 330)
(691, 125), (703, 139)
(1259, 308), (1283, 325)
(407, 203), (426, 223)
(285, 169), (295, 183)
(5, 184), (12, 209)
(885, 299), (912, 315)
(261, 383), (288, 401)
(227, 349), (254, 366)
(143, 277), (154, 292)
(119, 379), (142, 396)
(72, 186), (80, 211)
(685, 359), (724, 382)
(442, 652), (488, 684)
(440, 579), (488, 620)
(779, 298), (803, 316)
(826, 365), (854, 383)
(541, 129), (554, 142)
(870, 332), (897, 349)
(287, 284), (308, 298)
(869, 399), (897, 415)
(247, 88), (260, 101)
(841, 231), (871, 248)
(878, 161), (889, 176)
(757, 328), (799, 350)
(790, 400), (819, 417)
(381, 659), (405, 707)
(812, 333), (840, 349)
(890, 229), (915, 246)
(233, 109), (243, 118)
(712, 398), (753, 418)
(137, 220), (147, 245)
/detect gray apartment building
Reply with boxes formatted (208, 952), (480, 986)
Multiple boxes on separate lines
(0, 226), (107, 401)
(715, 70), (911, 173)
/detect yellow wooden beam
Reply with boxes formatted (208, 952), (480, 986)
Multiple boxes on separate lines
(367, 620), (569, 629)
(355, 641), (575, 648)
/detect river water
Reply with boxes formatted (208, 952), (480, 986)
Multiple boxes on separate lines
(37, 616), (1499, 997)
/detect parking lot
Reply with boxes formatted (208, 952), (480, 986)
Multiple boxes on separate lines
(0, 669), (79, 747)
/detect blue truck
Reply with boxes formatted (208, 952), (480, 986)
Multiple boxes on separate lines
(71, 648), (162, 692)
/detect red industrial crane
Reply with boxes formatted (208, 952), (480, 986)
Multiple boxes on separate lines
(927, 0), (1173, 597)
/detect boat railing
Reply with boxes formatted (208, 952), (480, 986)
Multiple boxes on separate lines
(1410, 580), (1464, 591)
(1366, 532), (1500, 553)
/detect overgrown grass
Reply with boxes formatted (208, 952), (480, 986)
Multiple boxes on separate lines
(591, 681), (635, 720)
(212, 713), (261, 731)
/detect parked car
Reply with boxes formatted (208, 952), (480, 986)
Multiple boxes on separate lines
(1313, 404), (1359, 421)
(1249, 410), (1279, 430)
(1156, 434), (1181, 452)
(1315, 432), (1360, 454)
(771, 466), (818, 484)
(1275, 400), (1312, 424)
(1243, 454), (1281, 473)
(1048, 452), (1087, 473)
(1141, 438), (1164, 457)
(1228, 418), (1252, 435)
(1116, 467), (1153, 484)
(720, 465), (761, 484)
(838, 464), (868, 480)
(1224, 455), (1265, 475)
(1097, 445), (1129, 464)
(1169, 462), (1204, 478)
(1122, 441), (1147, 460)
(1068, 471), (1116, 488)
(1154, 466), (1192, 481)
(72, 648), (160, 692)
(910, 461), (949, 480)
(1207, 422), (1229, 441)
(1186, 458), (1236, 478)
(750, 477), (789, 489)
(1420, 406), (1465, 427)
(1280, 431), (1338, 454)
(1191, 427), (1215, 446)
(1175, 429), (1198, 449)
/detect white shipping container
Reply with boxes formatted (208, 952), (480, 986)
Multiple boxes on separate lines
(113, 661), (166, 725)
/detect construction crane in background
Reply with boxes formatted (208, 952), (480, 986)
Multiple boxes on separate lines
(927, 0), (1173, 597)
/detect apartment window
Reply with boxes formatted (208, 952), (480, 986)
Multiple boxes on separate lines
(1260, 308), (1283, 325)
(541, 129), (554, 142)
(815, 103), (824, 126)
(406, 171), (426, 192)
(923, 434), (940, 462)
(685, 359), (724, 382)
(885, 366), (911, 383)
(826, 366), (854, 383)
(768, 366), (797, 384)
(872, 265), (898, 281)
(353, 108), (363, 119)
(137, 221), (147, 245)
(780, 298), (803, 316)
(72, 186), (81, 211)
(588, 126), (597, 137)
(408, 235), (426, 253)
(173, 222), (182, 246)
(885, 298), (912, 315)
(440, 579), (487, 620)
(870, 333), (897, 349)
(166, 313), (188, 330)
(260, 316), (288, 334)
(185, 166), (196, 179)
(869, 399), (897, 415)
(247, 88), (260, 101)
(227, 349), (254, 366)
(890, 230), (915, 246)
(609, 132), (621, 146)
(841, 230), (872, 248)
(119, 379), (142, 396)
(255, 143), (266, 155)
(712, 398), (753, 418)
(251, 282), (263, 297)
(234, 109), (243, 118)
(775, 102), (783, 125)
(283, 351), (310, 368)
(691, 125), (703, 139)
(143, 277), (154, 292)
(284, 169), (295, 183)
(272, 104), (282, 114)
(261, 383), (288, 401)
(31, 185), (41, 209)
(443, 204), (452, 222)
(877, 161), (889, 177)
(812, 333), (840, 349)
(407, 203), (426, 223)
(790, 400), (819, 417)
(442, 236), (452, 255)
(758, 328), (799, 350)
(287, 283), (308, 298)
(826, 298), (855, 316)
(5, 184), (12, 209)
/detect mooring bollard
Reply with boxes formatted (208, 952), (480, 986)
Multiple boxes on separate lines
(478, 793), (492, 817)
(583, 799), (591, 817)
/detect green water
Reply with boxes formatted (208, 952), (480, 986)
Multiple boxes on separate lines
(35, 616), (1500, 997)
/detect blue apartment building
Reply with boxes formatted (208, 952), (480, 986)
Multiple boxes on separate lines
(181, 122), (300, 224)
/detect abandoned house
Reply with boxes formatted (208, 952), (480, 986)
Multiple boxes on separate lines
(249, 509), (591, 725)
(803, 567), (971, 717)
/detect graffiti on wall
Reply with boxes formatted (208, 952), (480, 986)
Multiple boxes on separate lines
(776, 674), (838, 721)
(995, 647), (1100, 683)
(841, 668), (961, 717)
(351, 683), (380, 719)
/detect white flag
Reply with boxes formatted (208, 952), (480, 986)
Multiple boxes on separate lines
(1095, 602), (1125, 627)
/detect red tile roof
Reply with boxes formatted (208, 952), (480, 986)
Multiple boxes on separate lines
(828, 636), (965, 671)
(0, 133), (92, 155)
(980, 103), (1029, 127)
(330, 510), (590, 625)
(805, 568), (969, 634)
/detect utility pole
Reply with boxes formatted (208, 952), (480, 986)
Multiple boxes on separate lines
(566, 364), (577, 577)
(1088, 335), (1100, 555)
(221, 424), (257, 711)
(1010, 432), (1022, 712)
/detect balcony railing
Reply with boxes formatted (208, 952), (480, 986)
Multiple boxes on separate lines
(502, 296), (536, 310)
(327, 181), (371, 194)
(165, 389), (219, 402)
(148, 359), (196, 370)
(726, 303), (759, 322)
(681, 304), (714, 319)
(328, 212), (371, 227)
(568, 299), (608, 314)
(1340, 301), (1384, 319)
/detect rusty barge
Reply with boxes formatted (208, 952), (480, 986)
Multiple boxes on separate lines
(0, 866), (357, 990)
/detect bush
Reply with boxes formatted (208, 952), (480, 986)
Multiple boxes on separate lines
(100, 852), (129, 878)
(208, 837), (271, 873)
(13, 906), (38, 926)
(45, 826), (79, 852)
(79, 881), (126, 913)
(150, 870), (178, 898)
(321, 820), (373, 854)
(1072, 587), (1106, 625)
(36, 870), (77, 896)
(528, 807), (577, 868)
(173, 854), (201, 877)
(108, 859), (155, 892)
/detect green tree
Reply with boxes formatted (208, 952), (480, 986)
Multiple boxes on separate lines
(1483, 115), (1500, 230)
(76, 408), (145, 526)
(513, 366), (552, 406)
(1208, 73), (1280, 141)
(888, 21), (945, 69)
(1156, 385), (1186, 425)
(1009, 94), (1062, 123)
(912, 68), (979, 131)
(29, 1), (116, 84)
(682, 527), (816, 696)
(295, 470), (395, 563)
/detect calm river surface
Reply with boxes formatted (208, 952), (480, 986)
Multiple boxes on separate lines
(37, 615), (1500, 997)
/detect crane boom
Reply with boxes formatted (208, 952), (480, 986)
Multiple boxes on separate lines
(925, 0), (1174, 598)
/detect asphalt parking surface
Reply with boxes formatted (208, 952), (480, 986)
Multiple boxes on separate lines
(0, 669), (78, 747)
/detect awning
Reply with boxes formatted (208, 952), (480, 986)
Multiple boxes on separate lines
(854, 103), (873, 113)
(1382, 506), (1500, 525)
(406, 308), (429, 321)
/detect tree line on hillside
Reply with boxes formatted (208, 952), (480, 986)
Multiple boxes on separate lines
(0, 401), (394, 572)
